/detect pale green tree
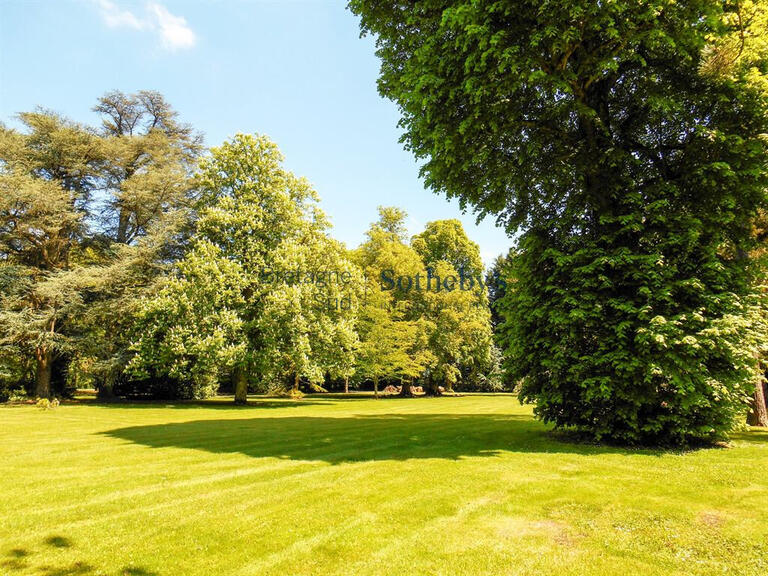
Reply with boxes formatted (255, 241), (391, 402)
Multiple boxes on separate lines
(130, 133), (360, 402)
(412, 220), (497, 394)
(354, 207), (435, 396)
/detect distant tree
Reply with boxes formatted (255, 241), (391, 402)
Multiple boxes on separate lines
(412, 220), (496, 394)
(129, 134), (359, 402)
(256, 237), (362, 395)
(353, 207), (435, 395)
(356, 303), (430, 397)
(485, 254), (509, 331)
(86, 91), (201, 396)
(0, 113), (101, 398)
(0, 91), (200, 399)
(411, 219), (483, 278)
(93, 89), (201, 244)
(354, 211), (496, 395)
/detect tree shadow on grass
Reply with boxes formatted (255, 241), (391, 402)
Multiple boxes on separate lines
(731, 427), (768, 445)
(1, 539), (156, 575)
(74, 398), (328, 410)
(101, 413), (670, 463)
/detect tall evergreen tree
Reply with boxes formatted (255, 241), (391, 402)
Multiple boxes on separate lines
(0, 92), (200, 398)
(0, 113), (101, 397)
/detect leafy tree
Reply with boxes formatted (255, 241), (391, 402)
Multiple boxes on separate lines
(411, 219), (483, 278)
(354, 210), (497, 395)
(485, 253), (509, 331)
(356, 302), (430, 397)
(94, 89), (201, 244)
(0, 92), (199, 399)
(125, 240), (247, 399)
(350, 1), (768, 443)
(129, 134), (359, 402)
(412, 221), (497, 394)
(699, 0), (768, 427)
(256, 236), (362, 395)
(0, 114), (101, 398)
(86, 91), (201, 396)
(353, 207), (435, 395)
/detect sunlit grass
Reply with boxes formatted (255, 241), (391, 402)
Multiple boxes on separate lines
(1, 394), (767, 575)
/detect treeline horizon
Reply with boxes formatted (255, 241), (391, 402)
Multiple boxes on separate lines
(0, 91), (507, 403)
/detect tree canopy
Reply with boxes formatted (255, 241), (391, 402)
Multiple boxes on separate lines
(350, 0), (768, 443)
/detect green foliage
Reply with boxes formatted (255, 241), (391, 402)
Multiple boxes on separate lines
(353, 208), (497, 394)
(0, 90), (506, 402)
(350, 0), (768, 442)
(353, 208), (434, 394)
(485, 252), (510, 330)
(0, 91), (199, 398)
(498, 232), (759, 444)
(412, 219), (483, 278)
(128, 134), (361, 399)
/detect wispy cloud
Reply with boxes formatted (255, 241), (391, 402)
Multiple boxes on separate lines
(92, 0), (196, 51)
(95, 0), (144, 29)
(146, 2), (196, 50)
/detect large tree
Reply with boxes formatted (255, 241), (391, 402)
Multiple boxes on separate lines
(0, 113), (101, 398)
(350, 1), (768, 443)
(129, 134), (360, 402)
(353, 207), (435, 396)
(412, 220), (497, 394)
(0, 92), (199, 398)
(86, 91), (201, 396)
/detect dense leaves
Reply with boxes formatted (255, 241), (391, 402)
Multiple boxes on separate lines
(350, 0), (768, 443)
(0, 92), (200, 399)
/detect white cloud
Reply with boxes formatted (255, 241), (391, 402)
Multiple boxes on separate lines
(95, 0), (144, 29)
(92, 1), (196, 51)
(146, 2), (196, 51)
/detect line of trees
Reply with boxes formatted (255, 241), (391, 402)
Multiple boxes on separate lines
(0, 97), (502, 402)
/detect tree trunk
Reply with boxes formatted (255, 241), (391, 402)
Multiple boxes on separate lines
(116, 210), (130, 244)
(97, 376), (115, 400)
(344, 376), (349, 394)
(423, 375), (441, 396)
(399, 379), (413, 397)
(233, 365), (248, 405)
(35, 346), (52, 399)
(293, 373), (300, 393)
(373, 376), (379, 399)
(748, 379), (768, 427)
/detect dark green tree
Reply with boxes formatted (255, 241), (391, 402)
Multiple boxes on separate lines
(485, 253), (510, 331)
(350, 0), (768, 443)
(0, 92), (199, 398)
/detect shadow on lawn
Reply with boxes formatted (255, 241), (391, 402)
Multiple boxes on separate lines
(732, 427), (768, 444)
(101, 413), (666, 463)
(74, 398), (329, 410)
(1, 538), (156, 575)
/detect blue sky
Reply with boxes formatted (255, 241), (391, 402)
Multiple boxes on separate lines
(0, 0), (512, 265)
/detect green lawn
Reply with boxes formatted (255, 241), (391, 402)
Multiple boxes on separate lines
(1, 394), (767, 576)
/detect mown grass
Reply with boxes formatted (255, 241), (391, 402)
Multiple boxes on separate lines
(1, 394), (767, 576)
